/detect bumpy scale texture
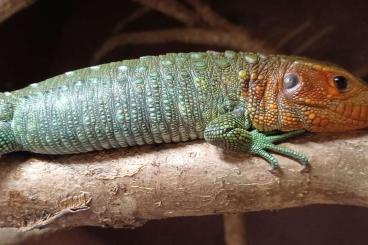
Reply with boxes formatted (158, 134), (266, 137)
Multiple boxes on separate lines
(6, 51), (245, 154)
(1, 51), (368, 169)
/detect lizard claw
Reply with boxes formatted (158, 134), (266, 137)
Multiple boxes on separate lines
(268, 165), (283, 176)
(300, 163), (312, 173)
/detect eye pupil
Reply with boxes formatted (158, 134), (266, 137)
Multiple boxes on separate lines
(333, 76), (348, 90)
(283, 74), (299, 89)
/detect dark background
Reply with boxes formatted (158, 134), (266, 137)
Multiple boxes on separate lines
(1, 0), (368, 244)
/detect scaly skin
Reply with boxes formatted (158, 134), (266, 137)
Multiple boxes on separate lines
(1, 51), (367, 171)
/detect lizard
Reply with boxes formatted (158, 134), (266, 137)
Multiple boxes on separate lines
(0, 51), (367, 172)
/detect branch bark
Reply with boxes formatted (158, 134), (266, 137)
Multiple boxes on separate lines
(1, 131), (368, 232)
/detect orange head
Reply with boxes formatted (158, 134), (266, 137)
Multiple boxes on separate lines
(246, 56), (368, 132)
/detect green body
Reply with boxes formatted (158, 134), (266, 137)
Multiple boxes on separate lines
(0, 51), (309, 170)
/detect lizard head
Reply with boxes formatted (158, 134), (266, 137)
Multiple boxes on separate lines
(244, 56), (368, 132)
(247, 56), (368, 132)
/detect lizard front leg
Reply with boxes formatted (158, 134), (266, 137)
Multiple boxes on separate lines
(203, 113), (310, 172)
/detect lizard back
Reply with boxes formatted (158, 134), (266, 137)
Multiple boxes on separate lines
(9, 51), (250, 154)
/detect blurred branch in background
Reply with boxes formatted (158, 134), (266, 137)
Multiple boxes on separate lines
(134, 0), (203, 26)
(0, 0), (35, 23)
(112, 7), (151, 34)
(292, 25), (334, 55)
(224, 214), (247, 245)
(92, 0), (273, 63)
(92, 28), (272, 64)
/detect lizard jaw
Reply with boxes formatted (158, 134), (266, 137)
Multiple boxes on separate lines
(307, 102), (368, 132)
(330, 102), (368, 121)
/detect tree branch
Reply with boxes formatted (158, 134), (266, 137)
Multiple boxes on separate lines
(92, 28), (273, 63)
(224, 214), (247, 245)
(185, 0), (233, 28)
(133, 0), (202, 26)
(112, 7), (151, 34)
(93, 0), (273, 63)
(292, 25), (334, 54)
(1, 131), (368, 232)
(0, 0), (35, 23)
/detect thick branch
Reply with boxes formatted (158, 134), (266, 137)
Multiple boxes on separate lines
(1, 131), (368, 231)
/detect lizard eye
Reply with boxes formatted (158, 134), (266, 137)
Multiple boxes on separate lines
(283, 74), (300, 89)
(333, 76), (348, 90)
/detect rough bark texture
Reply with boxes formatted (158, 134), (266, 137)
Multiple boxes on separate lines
(0, 131), (367, 231)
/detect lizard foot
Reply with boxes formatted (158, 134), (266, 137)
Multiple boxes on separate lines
(248, 129), (310, 172)
(204, 113), (310, 172)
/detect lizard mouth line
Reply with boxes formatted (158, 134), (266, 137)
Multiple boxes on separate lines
(329, 102), (368, 122)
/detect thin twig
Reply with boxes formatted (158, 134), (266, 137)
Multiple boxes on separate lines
(112, 7), (151, 34)
(185, 0), (232, 28)
(276, 21), (311, 50)
(133, 0), (202, 26)
(94, 0), (272, 64)
(292, 25), (334, 54)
